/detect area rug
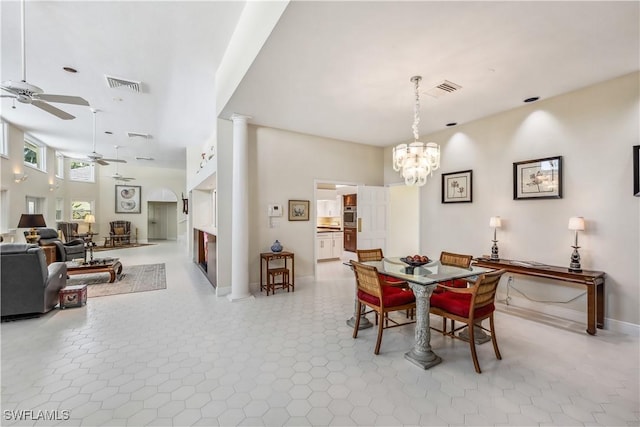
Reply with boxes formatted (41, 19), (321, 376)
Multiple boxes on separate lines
(93, 243), (155, 252)
(66, 263), (166, 298)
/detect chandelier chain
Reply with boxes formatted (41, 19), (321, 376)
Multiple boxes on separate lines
(412, 76), (421, 141)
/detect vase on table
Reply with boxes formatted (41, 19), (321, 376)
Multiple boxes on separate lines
(271, 240), (283, 253)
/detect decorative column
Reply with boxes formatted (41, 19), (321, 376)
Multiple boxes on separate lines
(228, 114), (253, 302)
(404, 284), (442, 369)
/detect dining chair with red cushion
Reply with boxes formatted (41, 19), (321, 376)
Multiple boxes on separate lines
(429, 269), (506, 373)
(431, 251), (474, 331)
(350, 260), (416, 355)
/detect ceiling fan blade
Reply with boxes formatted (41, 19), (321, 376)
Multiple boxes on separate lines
(96, 159), (109, 166)
(100, 158), (127, 163)
(31, 100), (75, 120)
(1, 94), (17, 98)
(36, 94), (90, 106)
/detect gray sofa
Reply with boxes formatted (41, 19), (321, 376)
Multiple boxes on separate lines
(1, 243), (67, 317)
(31, 228), (85, 262)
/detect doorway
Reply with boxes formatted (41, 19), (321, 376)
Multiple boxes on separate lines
(147, 201), (178, 240)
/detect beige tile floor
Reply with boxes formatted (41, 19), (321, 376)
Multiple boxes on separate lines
(1, 240), (638, 426)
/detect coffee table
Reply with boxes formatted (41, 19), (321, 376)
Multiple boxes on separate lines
(66, 258), (123, 283)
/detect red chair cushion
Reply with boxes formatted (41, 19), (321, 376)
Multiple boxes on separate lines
(358, 286), (415, 308)
(432, 279), (468, 294)
(379, 274), (407, 286)
(430, 291), (495, 318)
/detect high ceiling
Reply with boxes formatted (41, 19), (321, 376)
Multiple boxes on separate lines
(2, 1), (638, 171)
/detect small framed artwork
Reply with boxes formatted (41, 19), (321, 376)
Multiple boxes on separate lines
(115, 185), (141, 213)
(513, 156), (562, 200)
(288, 200), (310, 221)
(442, 170), (473, 203)
(634, 145), (639, 197)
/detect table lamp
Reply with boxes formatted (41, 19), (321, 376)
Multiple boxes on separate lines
(489, 216), (502, 260)
(568, 216), (585, 272)
(17, 214), (46, 243)
(85, 214), (96, 234)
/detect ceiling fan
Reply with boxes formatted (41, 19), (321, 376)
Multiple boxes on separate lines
(83, 109), (126, 165)
(111, 146), (135, 182)
(0, 0), (89, 120)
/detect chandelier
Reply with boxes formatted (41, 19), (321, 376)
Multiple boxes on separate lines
(392, 76), (440, 186)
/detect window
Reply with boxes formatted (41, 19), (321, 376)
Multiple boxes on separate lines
(24, 136), (46, 171)
(69, 160), (95, 182)
(55, 152), (64, 178)
(71, 200), (93, 220)
(55, 198), (64, 222)
(26, 196), (44, 215)
(0, 121), (7, 157)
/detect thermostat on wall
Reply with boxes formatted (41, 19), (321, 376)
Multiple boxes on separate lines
(268, 204), (283, 217)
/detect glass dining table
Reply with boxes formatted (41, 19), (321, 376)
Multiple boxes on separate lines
(361, 257), (494, 369)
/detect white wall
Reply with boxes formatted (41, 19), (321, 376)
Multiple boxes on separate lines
(247, 125), (384, 284)
(399, 72), (639, 329)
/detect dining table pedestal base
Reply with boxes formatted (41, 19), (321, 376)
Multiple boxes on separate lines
(458, 325), (491, 344)
(405, 283), (442, 369)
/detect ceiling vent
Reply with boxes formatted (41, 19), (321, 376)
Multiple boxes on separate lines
(105, 75), (141, 92)
(135, 156), (154, 161)
(127, 132), (151, 139)
(426, 80), (462, 98)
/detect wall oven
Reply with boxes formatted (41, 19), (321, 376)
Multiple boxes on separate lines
(343, 206), (357, 227)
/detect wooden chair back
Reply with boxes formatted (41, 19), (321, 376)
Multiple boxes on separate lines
(471, 269), (503, 312)
(350, 260), (383, 300)
(440, 251), (473, 269)
(356, 248), (384, 262)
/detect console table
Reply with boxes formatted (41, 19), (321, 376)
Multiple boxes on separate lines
(473, 258), (605, 335)
(260, 251), (295, 295)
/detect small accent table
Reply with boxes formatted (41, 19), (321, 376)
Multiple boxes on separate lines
(41, 245), (57, 265)
(59, 284), (87, 309)
(260, 251), (295, 295)
(473, 258), (605, 335)
(66, 258), (123, 283)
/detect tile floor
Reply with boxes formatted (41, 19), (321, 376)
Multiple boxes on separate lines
(1, 241), (639, 426)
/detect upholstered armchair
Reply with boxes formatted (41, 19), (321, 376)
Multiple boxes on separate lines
(1, 243), (67, 317)
(29, 228), (85, 262)
(57, 221), (87, 242)
(109, 221), (131, 245)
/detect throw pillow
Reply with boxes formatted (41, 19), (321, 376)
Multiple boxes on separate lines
(114, 227), (125, 235)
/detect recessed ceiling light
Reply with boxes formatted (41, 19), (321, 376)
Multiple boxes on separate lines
(524, 97), (540, 103)
(63, 66), (77, 73)
(446, 122), (457, 127)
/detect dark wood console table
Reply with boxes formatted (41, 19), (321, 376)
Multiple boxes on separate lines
(473, 258), (605, 335)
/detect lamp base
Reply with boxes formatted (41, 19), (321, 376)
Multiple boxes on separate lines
(25, 229), (40, 244)
(569, 246), (582, 273)
(490, 240), (500, 261)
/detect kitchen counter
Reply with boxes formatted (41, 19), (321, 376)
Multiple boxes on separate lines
(317, 227), (342, 233)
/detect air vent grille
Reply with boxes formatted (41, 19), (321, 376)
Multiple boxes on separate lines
(135, 157), (154, 161)
(127, 132), (151, 139)
(105, 75), (141, 92)
(426, 80), (462, 98)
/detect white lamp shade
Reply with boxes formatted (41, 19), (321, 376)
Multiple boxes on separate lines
(84, 214), (96, 224)
(489, 216), (502, 228)
(568, 216), (585, 231)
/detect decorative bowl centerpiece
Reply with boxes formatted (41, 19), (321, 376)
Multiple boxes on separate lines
(400, 254), (431, 267)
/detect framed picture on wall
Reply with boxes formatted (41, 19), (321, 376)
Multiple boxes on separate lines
(442, 170), (473, 203)
(115, 185), (141, 213)
(513, 156), (562, 200)
(288, 200), (310, 221)
(634, 145), (639, 197)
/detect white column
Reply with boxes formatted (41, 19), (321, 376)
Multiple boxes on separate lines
(228, 114), (253, 301)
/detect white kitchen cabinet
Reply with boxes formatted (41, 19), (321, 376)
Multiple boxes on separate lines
(317, 199), (340, 217)
(317, 232), (343, 260)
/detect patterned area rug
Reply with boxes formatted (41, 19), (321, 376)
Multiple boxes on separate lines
(93, 243), (155, 252)
(67, 263), (166, 298)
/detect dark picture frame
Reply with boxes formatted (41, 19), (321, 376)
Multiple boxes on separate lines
(634, 145), (640, 197)
(115, 185), (141, 213)
(442, 170), (473, 203)
(288, 200), (310, 221)
(513, 156), (562, 200)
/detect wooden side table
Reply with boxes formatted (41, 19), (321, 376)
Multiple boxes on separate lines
(260, 251), (295, 295)
(41, 245), (57, 265)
